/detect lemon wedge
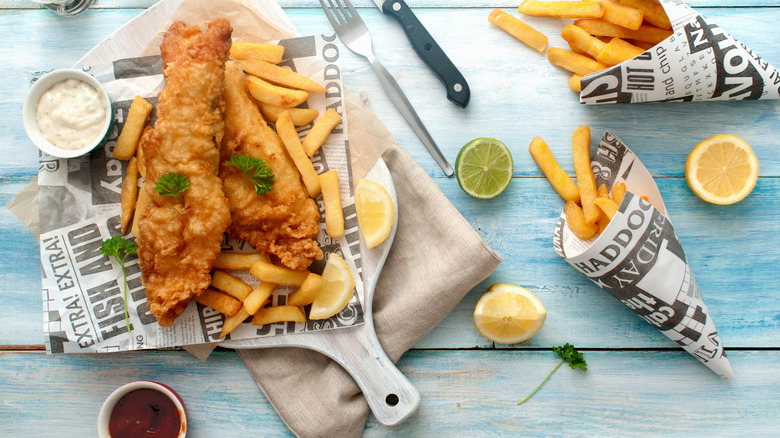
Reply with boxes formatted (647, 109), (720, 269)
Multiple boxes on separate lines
(308, 253), (356, 320)
(473, 284), (546, 344)
(685, 134), (758, 205)
(355, 178), (395, 248)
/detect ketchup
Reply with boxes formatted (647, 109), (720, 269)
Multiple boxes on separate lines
(108, 388), (182, 438)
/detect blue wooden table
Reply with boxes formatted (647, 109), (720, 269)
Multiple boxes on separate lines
(2, 0), (779, 436)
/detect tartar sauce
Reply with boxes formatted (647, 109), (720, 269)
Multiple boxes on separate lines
(36, 78), (108, 150)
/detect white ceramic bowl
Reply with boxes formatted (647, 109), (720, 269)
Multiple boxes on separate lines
(22, 68), (114, 159)
(97, 381), (187, 438)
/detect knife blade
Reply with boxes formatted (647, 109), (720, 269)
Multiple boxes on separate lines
(373, 0), (471, 108)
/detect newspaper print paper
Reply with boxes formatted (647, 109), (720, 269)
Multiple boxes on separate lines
(39, 34), (366, 354)
(581, 0), (780, 104)
(554, 132), (733, 378)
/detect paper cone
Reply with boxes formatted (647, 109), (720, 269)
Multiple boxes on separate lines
(553, 132), (733, 378)
(580, 0), (779, 104)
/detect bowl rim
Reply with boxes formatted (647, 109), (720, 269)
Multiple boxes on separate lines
(96, 380), (187, 438)
(23, 68), (113, 159)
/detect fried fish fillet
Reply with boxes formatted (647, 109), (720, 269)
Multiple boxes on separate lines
(137, 19), (233, 327)
(220, 61), (323, 270)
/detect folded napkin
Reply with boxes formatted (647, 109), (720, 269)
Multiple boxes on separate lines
(238, 93), (502, 437)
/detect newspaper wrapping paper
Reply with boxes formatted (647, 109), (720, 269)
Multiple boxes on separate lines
(580, 0), (780, 104)
(38, 34), (367, 354)
(553, 132), (733, 378)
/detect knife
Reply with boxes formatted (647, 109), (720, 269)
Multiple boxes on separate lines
(373, 0), (471, 108)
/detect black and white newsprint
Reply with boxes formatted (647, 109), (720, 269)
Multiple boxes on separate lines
(581, 0), (780, 104)
(39, 34), (366, 354)
(554, 132), (733, 378)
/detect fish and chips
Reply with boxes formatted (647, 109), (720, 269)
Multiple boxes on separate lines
(114, 18), (350, 329)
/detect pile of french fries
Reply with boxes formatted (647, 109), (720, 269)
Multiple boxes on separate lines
(113, 41), (351, 337)
(489, 0), (673, 92)
(530, 125), (644, 240)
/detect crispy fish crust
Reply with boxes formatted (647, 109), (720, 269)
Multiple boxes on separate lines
(137, 19), (233, 327)
(220, 61), (323, 270)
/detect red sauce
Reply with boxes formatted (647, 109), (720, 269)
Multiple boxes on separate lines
(108, 388), (182, 438)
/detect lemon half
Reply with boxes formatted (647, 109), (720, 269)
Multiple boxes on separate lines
(685, 134), (758, 205)
(473, 284), (546, 345)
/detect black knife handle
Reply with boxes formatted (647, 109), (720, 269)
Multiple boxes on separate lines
(382, 0), (470, 108)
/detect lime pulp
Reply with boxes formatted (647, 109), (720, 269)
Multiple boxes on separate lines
(455, 138), (513, 199)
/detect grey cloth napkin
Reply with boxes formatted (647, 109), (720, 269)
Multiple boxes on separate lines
(237, 97), (502, 437)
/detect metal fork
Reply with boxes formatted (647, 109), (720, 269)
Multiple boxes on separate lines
(319, 0), (454, 176)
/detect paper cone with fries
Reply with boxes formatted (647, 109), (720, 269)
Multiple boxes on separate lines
(551, 131), (733, 378)
(579, 0), (779, 104)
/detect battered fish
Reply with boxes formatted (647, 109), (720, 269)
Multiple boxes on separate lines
(220, 61), (323, 270)
(137, 19), (233, 327)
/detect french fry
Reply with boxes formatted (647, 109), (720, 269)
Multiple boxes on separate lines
(260, 103), (319, 126)
(547, 47), (608, 76)
(597, 183), (609, 199)
(236, 59), (327, 93)
(211, 270), (253, 301)
(302, 108), (342, 157)
(561, 24), (605, 59)
(574, 19), (672, 44)
(619, 0), (671, 30)
(136, 133), (146, 179)
(214, 252), (270, 271)
(569, 74), (583, 92)
(244, 282), (278, 315)
(594, 197), (619, 220)
(565, 201), (598, 240)
(488, 9), (548, 53)
(585, 0), (644, 30)
(195, 288), (243, 317)
(528, 136), (580, 204)
(627, 39), (657, 50)
(252, 305), (307, 325)
(120, 157), (138, 235)
(518, 0), (604, 19)
(113, 96), (153, 160)
(595, 184), (611, 234)
(245, 75), (309, 108)
(287, 273), (324, 307)
(319, 170), (344, 238)
(250, 259), (310, 286)
(596, 37), (646, 65)
(572, 125), (601, 225)
(230, 42), (284, 63)
(130, 182), (151, 238)
(276, 111), (321, 197)
(220, 308), (250, 338)
(611, 181), (626, 205)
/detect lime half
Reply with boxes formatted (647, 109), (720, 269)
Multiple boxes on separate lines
(455, 138), (513, 199)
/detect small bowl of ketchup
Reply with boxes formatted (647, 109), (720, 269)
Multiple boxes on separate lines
(97, 381), (186, 438)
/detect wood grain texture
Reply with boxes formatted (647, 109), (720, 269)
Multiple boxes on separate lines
(2, 1), (780, 435)
(6, 1), (780, 9)
(0, 349), (777, 436)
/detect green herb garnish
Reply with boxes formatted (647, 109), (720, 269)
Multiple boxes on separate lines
(225, 154), (275, 195)
(155, 173), (190, 201)
(100, 236), (138, 334)
(518, 343), (587, 405)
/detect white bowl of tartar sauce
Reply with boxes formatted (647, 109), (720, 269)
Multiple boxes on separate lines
(23, 69), (114, 159)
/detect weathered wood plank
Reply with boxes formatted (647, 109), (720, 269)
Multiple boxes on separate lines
(4, 177), (779, 348)
(0, 349), (776, 436)
(3, 8), (780, 178)
(5, 1), (780, 9)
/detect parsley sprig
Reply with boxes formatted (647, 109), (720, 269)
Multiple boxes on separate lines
(155, 173), (190, 201)
(225, 154), (275, 195)
(100, 236), (138, 334)
(517, 343), (587, 405)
